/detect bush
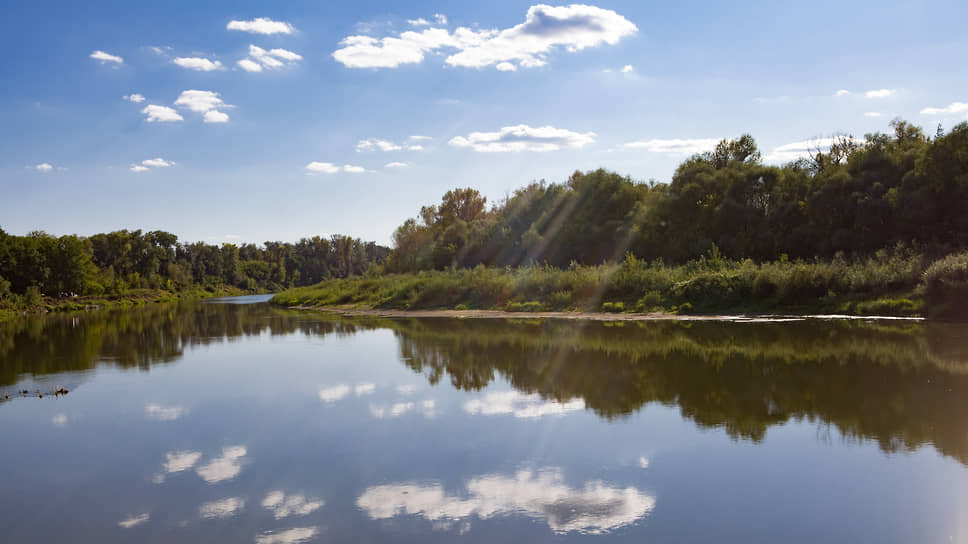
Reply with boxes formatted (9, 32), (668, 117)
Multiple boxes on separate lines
(601, 301), (624, 313)
(921, 252), (968, 319)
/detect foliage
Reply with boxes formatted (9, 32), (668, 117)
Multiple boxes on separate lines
(387, 122), (968, 272)
(0, 227), (389, 314)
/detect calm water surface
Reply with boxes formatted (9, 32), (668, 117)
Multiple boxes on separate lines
(2, 298), (968, 543)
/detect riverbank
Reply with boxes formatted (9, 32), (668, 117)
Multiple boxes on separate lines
(288, 306), (923, 322)
(0, 286), (259, 322)
(269, 251), (964, 319)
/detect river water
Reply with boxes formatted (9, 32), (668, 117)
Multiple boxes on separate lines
(1, 297), (967, 543)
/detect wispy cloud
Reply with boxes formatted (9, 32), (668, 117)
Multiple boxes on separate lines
(227, 17), (294, 35)
(195, 446), (247, 484)
(238, 45), (302, 72)
(173, 57), (223, 71)
(333, 5), (636, 70)
(123, 93), (145, 103)
(90, 50), (123, 64)
(385, 161), (410, 168)
(118, 513), (149, 528)
(920, 101), (968, 115)
(764, 137), (864, 163)
(834, 89), (850, 97)
(864, 112), (883, 118)
(34, 163), (54, 172)
(620, 138), (720, 154)
(865, 89), (896, 98)
(449, 124), (596, 152)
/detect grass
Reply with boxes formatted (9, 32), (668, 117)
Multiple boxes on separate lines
(0, 285), (258, 322)
(271, 249), (951, 318)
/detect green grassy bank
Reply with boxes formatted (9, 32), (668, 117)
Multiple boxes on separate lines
(271, 250), (968, 320)
(0, 286), (259, 322)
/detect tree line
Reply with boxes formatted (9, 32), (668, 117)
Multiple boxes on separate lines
(0, 229), (390, 301)
(386, 120), (968, 272)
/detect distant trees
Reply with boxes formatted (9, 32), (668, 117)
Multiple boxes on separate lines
(388, 120), (968, 272)
(0, 228), (390, 299)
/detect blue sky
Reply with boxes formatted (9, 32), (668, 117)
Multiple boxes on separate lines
(2, 0), (967, 246)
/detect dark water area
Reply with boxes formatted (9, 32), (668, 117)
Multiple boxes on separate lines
(2, 299), (968, 543)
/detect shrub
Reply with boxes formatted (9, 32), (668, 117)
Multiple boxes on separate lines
(601, 301), (624, 313)
(921, 252), (968, 319)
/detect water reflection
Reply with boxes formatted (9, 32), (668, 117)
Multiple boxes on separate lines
(3, 302), (968, 467)
(199, 497), (245, 519)
(254, 527), (319, 544)
(117, 513), (149, 528)
(357, 469), (656, 535)
(195, 446), (248, 484)
(262, 491), (324, 520)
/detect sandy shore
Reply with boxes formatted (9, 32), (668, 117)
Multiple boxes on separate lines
(288, 306), (922, 322)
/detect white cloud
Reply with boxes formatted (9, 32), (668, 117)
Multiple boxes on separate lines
(242, 45), (302, 71)
(920, 101), (968, 115)
(357, 139), (402, 152)
(496, 61), (517, 71)
(764, 137), (865, 163)
(227, 18), (294, 35)
(200, 497), (245, 519)
(397, 385), (416, 395)
(409, 135), (432, 141)
(163, 450), (202, 474)
(174, 90), (226, 113)
(52, 413), (67, 426)
(357, 469), (655, 534)
(145, 403), (185, 420)
(142, 158), (174, 167)
(333, 5), (636, 70)
(142, 104), (184, 122)
(90, 50), (123, 64)
(305, 162), (369, 174)
(237, 58), (263, 72)
(464, 390), (584, 418)
(204, 110), (229, 123)
(254, 527), (319, 544)
(407, 144), (423, 151)
(638, 457), (649, 469)
(408, 18), (431, 27)
(620, 64), (633, 73)
(123, 93), (145, 103)
(196, 446), (247, 484)
(174, 57), (223, 71)
(35, 163), (53, 173)
(449, 124), (595, 152)
(863, 112), (882, 118)
(130, 165), (150, 172)
(620, 138), (721, 154)
(306, 162), (340, 174)
(118, 513), (149, 528)
(355, 383), (376, 396)
(865, 89), (896, 98)
(434, 14), (448, 25)
(834, 89), (850, 97)
(318, 384), (351, 402)
(262, 491), (324, 519)
(385, 162), (410, 168)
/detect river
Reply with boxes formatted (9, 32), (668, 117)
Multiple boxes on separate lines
(1, 297), (967, 543)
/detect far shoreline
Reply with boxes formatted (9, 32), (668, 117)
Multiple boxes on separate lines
(287, 305), (926, 323)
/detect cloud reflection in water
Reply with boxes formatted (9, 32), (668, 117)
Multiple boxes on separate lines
(357, 469), (654, 535)
(464, 391), (585, 418)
